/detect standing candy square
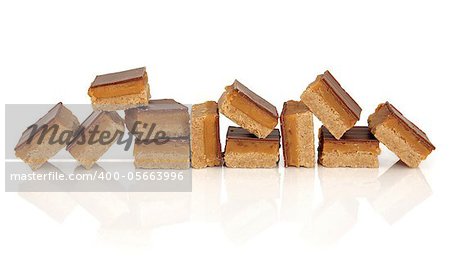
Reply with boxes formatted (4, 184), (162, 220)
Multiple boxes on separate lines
(190, 101), (222, 168)
(280, 100), (315, 167)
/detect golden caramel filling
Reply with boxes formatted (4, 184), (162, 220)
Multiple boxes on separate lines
(226, 139), (279, 155)
(88, 74), (148, 99)
(309, 77), (356, 126)
(203, 113), (220, 162)
(283, 115), (300, 165)
(321, 141), (380, 154)
(226, 88), (277, 129)
(382, 118), (431, 156)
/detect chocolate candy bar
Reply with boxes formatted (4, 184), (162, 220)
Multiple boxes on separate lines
(15, 103), (80, 170)
(67, 111), (125, 169)
(134, 138), (190, 169)
(224, 126), (280, 168)
(318, 126), (380, 168)
(190, 101), (222, 168)
(301, 71), (361, 139)
(218, 80), (278, 138)
(88, 67), (150, 111)
(125, 99), (189, 139)
(368, 102), (435, 167)
(280, 100), (315, 167)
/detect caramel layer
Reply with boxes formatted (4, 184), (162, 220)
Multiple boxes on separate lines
(321, 141), (380, 154)
(88, 73), (148, 99)
(226, 87), (278, 129)
(203, 107), (221, 164)
(225, 127), (280, 158)
(225, 139), (279, 155)
(319, 126), (380, 154)
(283, 114), (300, 165)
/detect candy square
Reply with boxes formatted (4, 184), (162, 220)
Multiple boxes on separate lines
(224, 126), (280, 168)
(368, 102), (435, 168)
(301, 71), (361, 139)
(218, 80), (278, 138)
(67, 111), (125, 169)
(88, 67), (150, 111)
(15, 103), (80, 170)
(318, 126), (380, 168)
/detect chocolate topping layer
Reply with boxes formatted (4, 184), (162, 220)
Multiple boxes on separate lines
(320, 126), (377, 142)
(226, 126), (280, 141)
(133, 99), (187, 112)
(15, 102), (63, 150)
(231, 80), (278, 118)
(90, 67), (146, 88)
(322, 71), (362, 120)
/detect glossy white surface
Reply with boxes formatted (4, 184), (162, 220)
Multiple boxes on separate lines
(1, 0), (449, 267)
(1, 152), (449, 267)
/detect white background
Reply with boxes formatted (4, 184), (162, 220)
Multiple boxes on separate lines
(1, 0), (450, 267)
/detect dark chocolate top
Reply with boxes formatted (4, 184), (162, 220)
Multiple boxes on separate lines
(322, 71), (362, 119)
(133, 99), (188, 112)
(231, 80), (278, 118)
(90, 67), (146, 88)
(320, 125), (377, 142)
(15, 102), (63, 150)
(226, 126), (280, 141)
(385, 102), (435, 150)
